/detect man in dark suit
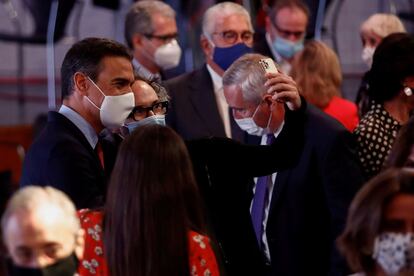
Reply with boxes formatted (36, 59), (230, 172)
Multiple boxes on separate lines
(20, 38), (135, 208)
(222, 53), (364, 275)
(164, 2), (257, 143)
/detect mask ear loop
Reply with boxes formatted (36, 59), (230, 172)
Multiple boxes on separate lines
(85, 76), (105, 110)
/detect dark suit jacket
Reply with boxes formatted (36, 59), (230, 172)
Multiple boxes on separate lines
(164, 65), (260, 144)
(188, 104), (363, 276)
(186, 107), (306, 276)
(265, 105), (363, 276)
(253, 31), (273, 59)
(20, 111), (109, 209)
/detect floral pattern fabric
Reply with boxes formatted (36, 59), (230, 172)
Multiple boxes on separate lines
(77, 209), (219, 276)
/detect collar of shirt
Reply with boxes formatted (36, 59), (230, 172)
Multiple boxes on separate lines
(206, 64), (223, 92)
(265, 32), (292, 75)
(206, 64), (232, 138)
(260, 120), (285, 144)
(370, 102), (402, 131)
(132, 58), (161, 82)
(59, 105), (98, 149)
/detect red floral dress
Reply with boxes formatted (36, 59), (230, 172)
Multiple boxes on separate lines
(77, 209), (219, 276)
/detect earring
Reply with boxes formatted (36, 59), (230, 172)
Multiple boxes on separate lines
(404, 87), (413, 96)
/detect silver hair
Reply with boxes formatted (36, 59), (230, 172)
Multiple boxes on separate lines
(202, 2), (253, 39)
(223, 53), (273, 104)
(125, 0), (176, 49)
(1, 186), (80, 238)
(360, 13), (406, 38)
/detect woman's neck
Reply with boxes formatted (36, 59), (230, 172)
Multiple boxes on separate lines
(383, 97), (410, 124)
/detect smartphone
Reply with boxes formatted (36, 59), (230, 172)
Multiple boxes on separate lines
(259, 58), (278, 74)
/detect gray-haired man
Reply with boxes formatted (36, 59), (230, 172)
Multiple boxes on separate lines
(223, 53), (364, 275)
(124, 0), (181, 82)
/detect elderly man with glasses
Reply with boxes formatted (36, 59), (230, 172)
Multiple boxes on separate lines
(124, 0), (182, 83)
(255, 0), (309, 74)
(164, 2), (259, 144)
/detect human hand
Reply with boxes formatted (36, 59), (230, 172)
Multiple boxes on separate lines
(264, 73), (301, 111)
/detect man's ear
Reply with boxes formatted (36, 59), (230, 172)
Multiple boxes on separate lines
(74, 228), (85, 260)
(73, 72), (89, 96)
(200, 34), (213, 57)
(265, 16), (272, 34)
(262, 93), (274, 106)
(132, 34), (144, 49)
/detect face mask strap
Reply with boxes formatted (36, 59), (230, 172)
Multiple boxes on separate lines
(87, 76), (106, 97)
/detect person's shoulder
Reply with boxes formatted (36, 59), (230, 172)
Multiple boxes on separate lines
(164, 67), (206, 88)
(330, 96), (358, 111)
(188, 230), (210, 249)
(305, 104), (349, 133)
(78, 209), (103, 228)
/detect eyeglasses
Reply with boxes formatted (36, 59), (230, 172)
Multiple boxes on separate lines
(212, 30), (254, 44)
(144, 33), (178, 43)
(129, 101), (169, 121)
(272, 23), (305, 40)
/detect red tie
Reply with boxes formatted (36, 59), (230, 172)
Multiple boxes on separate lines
(95, 142), (105, 169)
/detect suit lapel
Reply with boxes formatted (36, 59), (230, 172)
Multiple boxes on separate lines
(48, 112), (103, 172)
(188, 65), (226, 137)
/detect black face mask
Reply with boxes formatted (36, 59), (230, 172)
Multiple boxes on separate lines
(7, 253), (79, 276)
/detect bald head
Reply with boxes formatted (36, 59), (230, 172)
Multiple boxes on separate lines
(2, 186), (83, 268)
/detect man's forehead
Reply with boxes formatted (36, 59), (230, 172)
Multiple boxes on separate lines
(97, 56), (134, 81)
(275, 7), (308, 27)
(215, 13), (251, 32)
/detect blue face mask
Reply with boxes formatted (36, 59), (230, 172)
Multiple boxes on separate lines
(126, 114), (166, 134)
(213, 42), (253, 71)
(272, 37), (304, 59)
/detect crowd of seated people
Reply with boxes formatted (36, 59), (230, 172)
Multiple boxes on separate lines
(2, 0), (414, 276)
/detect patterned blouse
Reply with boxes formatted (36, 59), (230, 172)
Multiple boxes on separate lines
(353, 103), (401, 179)
(77, 209), (219, 276)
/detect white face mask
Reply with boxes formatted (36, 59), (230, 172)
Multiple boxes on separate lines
(85, 77), (135, 130)
(362, 46), (375, 68)
(373, 232), (414, 275)
(154, 39), (182, 70)
(234, 104), (272, 136)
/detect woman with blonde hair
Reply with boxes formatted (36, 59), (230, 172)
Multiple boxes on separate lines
(291, 40), (359, 131)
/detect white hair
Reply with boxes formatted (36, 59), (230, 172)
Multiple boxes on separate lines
(1, 186), (80, 237)
(223, 53), (272, 104)
(360, 13), (406, 38)
(202, 2), (253, 39)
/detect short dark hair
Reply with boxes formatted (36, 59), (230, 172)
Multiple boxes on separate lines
(60, 37), (132, 99)
(368, 33), (414, 103)
(104, 125), (206, 276)
(268, 0), (310, 25)
(337, 168), (414, 273)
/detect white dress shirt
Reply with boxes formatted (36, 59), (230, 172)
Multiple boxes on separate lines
(206, 64), (231, 138)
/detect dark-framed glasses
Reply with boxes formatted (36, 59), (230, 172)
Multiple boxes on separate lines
(143, 33), (178, 43)
(212, 30), (254, 44)
(129, 101), (169, 121)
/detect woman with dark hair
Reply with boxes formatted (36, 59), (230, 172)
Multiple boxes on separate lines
(354, 33), (414, 180)
(78, 125), (219, 276)
(337, 167), (414, 275)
